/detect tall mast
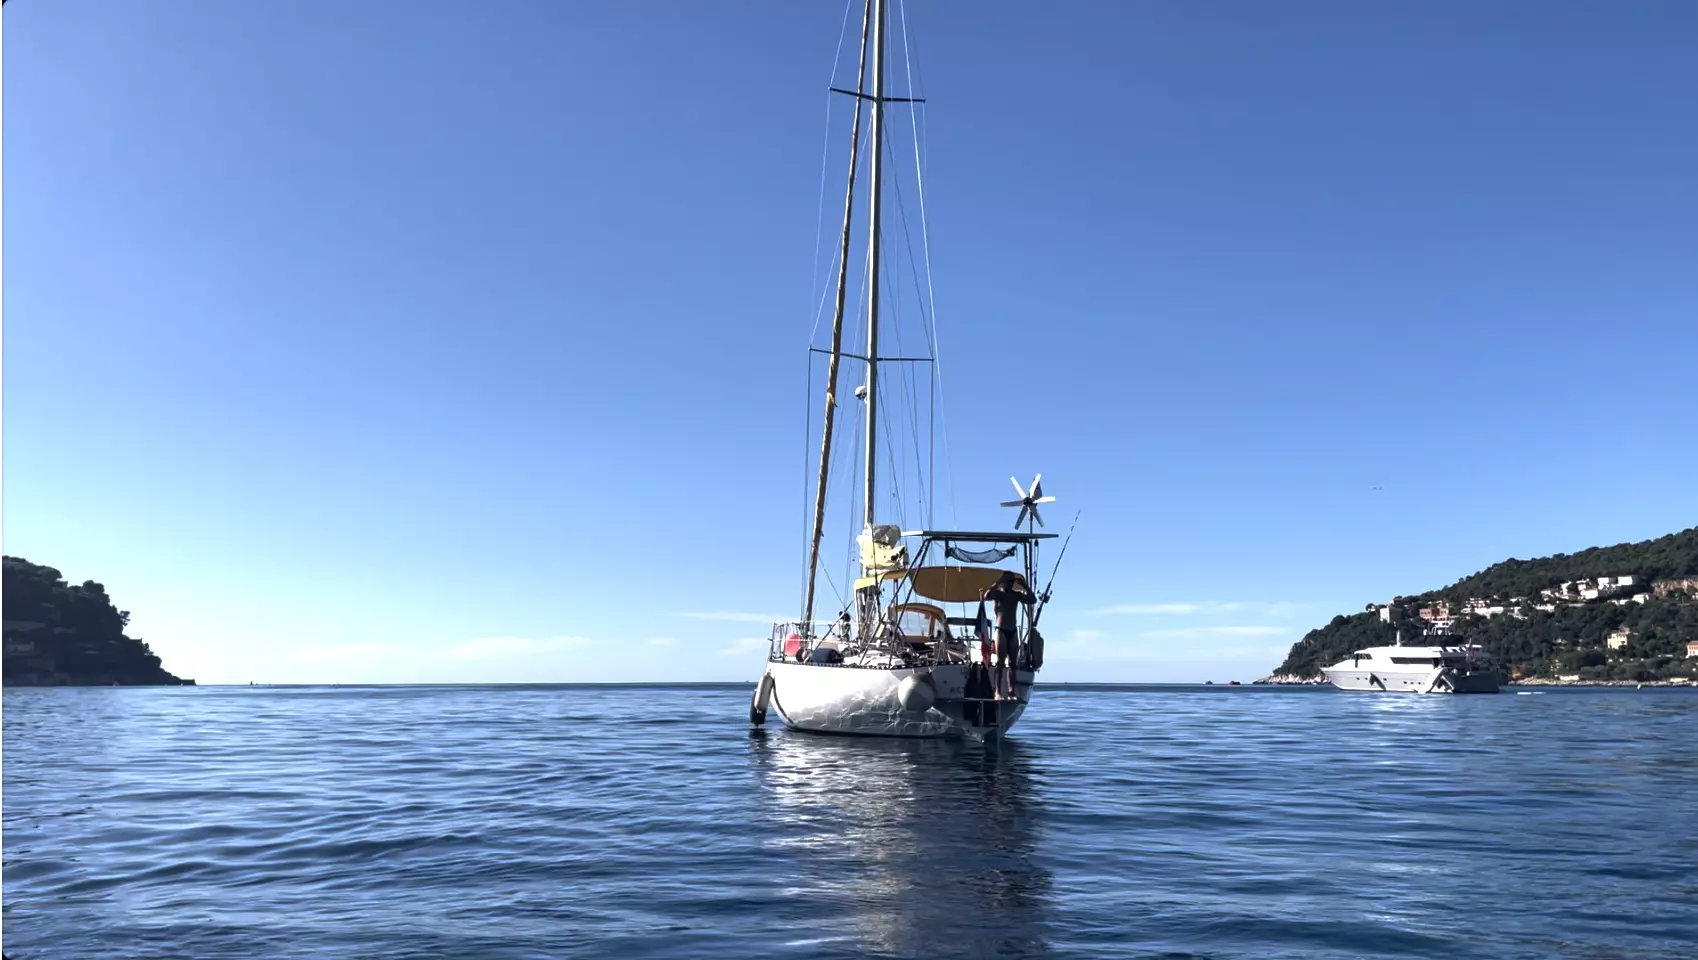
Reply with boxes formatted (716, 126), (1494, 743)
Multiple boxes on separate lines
(802, 0), (873, 627)
(861, 0), (887, 558)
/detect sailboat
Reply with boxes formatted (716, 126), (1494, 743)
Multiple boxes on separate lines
(748, 0), (1071, 739)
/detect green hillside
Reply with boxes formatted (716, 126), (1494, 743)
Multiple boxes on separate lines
(1432, 527), (1698, 601)
(1270, 527), (1698, 683)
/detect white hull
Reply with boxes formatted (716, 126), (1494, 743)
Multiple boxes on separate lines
(763, 660), (1032, 739)
(1324, 667), (1500, 694)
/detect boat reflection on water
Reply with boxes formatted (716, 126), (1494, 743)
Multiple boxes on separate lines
(746, 729), (1054, 957)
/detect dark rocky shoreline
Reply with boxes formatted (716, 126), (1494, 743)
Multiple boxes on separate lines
(3, 557), (193, 687)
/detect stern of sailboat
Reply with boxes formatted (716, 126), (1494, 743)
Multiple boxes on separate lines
(750, 0), (1074, 739)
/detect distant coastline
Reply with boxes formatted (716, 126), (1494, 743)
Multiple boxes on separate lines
(1265, 527), (1698, 685)
(1254, 674), (1695, 689)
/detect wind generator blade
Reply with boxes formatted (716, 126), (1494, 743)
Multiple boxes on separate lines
(1032, 506), (1046, 528)
(1034, 496), (1056, 504)
(1010, 477), (1027, 500)
(1030, 474), (1042, 498)
(1015, 505), (1030, 529)
(1000, 500), (1025, 508)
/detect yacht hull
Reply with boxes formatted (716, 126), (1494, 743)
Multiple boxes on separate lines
(1323, 667), (1500, 694)
(764, 661), (1032, 738)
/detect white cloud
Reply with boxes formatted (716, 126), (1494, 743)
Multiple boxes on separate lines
(646, 636), (677, 647)
(447, 635), (593, 661)
(1088, 603), (1202, 616)
(1087, 601), (1304, 617)
(720, 637), (771, 657)
(1071, 628), (1102, 641)
(676, 611), (783, 623)
(1142, 625), (1288, 638)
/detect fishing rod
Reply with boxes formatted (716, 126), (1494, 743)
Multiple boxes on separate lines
(1030, 509), (1079, 628)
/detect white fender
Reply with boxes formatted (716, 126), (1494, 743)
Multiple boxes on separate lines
(897, 673), (937, 713)
(750, 670), (776, 725)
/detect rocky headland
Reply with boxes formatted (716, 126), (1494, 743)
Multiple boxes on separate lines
(3, 556), (193, 686)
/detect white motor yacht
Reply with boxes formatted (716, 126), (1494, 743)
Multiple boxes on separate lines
(1323, 643), (1500, 694)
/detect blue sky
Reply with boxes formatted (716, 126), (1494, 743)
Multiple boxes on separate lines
(5, 1), (1695, 684)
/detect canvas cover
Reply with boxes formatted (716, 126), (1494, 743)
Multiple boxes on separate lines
(851, 565), (1028, 603)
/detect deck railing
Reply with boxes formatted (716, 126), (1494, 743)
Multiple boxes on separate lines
(766, 621), (848, 661)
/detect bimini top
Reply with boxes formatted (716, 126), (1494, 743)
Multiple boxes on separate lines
(853, 565), (1031, 603)
(900, 529), (1058, 542)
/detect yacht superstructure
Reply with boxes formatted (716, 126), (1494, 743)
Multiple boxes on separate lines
(1323, 643), (1501, 694)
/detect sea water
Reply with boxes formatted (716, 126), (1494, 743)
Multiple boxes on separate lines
(4, 684), (1696, 958)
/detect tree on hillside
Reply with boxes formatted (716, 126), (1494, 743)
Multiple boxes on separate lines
(1434, 527), (1698, 600)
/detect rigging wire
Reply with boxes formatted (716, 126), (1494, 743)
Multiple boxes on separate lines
(875, 221), (909, 529)
(833, 260), (872, 610)
(808, 0), (862, 344)
(897, 0), (958, 527)
(807, 0), (969, 616)
(800, 350), (813, 613)
(880, 131), (932, 526)
(873, 245), (926, 534)
(843, 391), (862, 613)
(818, 557), (845, 615)
(879, 387), (907, 534)
(801, 0), (862, 616)
(806, 94), (835, 344)
(817, 381), (854, 617)
(807, 131), (874, 347)
(877, 205), (928, 535)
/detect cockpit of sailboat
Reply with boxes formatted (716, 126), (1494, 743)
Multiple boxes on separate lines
(769, 529), (1055, 670)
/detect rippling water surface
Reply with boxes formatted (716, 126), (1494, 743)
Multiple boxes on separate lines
(5, 684), (1697, 958)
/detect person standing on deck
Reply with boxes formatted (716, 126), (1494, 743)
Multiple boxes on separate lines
(981, 570), (1038, 699)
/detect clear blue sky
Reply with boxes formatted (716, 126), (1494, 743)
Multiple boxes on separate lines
(6, 1), (1695, 684)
